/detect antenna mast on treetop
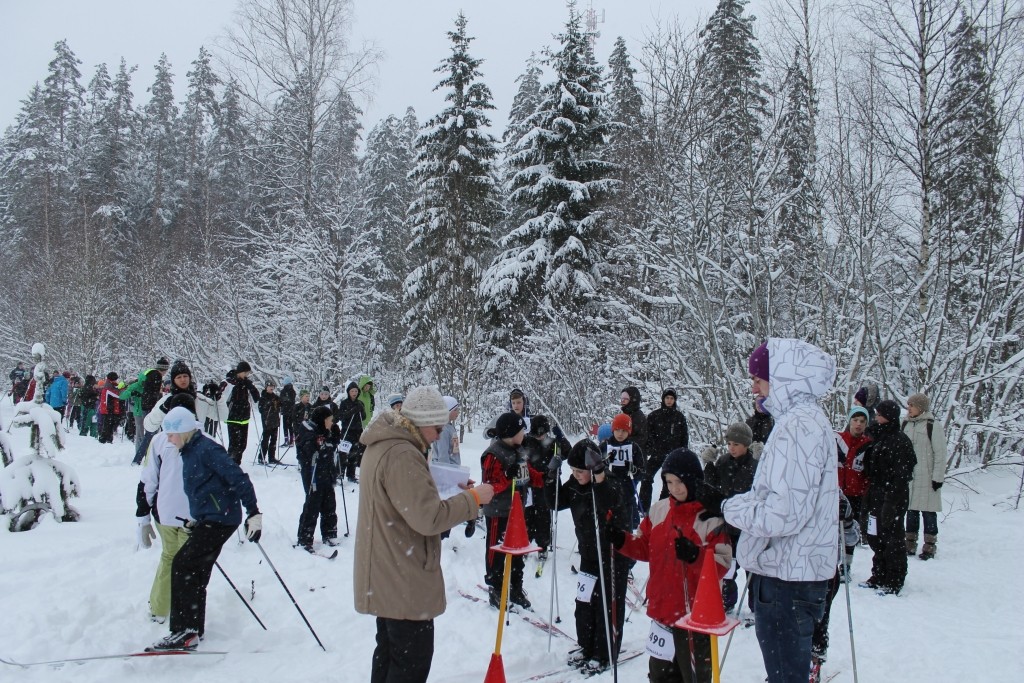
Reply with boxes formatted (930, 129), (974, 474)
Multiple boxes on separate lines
(583, 1), (605, 50)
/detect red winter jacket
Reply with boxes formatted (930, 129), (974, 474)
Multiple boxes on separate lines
(99, 382), (122, 415)
(618, 497), (732, 626)
(837, 431), (872, 497)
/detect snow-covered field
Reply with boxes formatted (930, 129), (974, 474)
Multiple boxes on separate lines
(2, 400), (1023, 682)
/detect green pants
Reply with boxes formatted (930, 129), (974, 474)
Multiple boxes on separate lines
(79, 408), (97, 437)
(150, 524), (190, 618)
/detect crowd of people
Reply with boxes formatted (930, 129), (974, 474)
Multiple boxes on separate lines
(4, 338), (950, 683)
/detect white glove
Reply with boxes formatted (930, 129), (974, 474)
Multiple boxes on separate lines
(245, 513), (263, 543)
(137, 516), (156, 549)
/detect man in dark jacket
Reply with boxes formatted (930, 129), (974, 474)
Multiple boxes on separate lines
(746, 398), (774, 444)
(296, 405), (340, 549)
(619, 386), (648, 451)
(279, 376), (297, 446)
(336, 381), (366, 483)
(643, 388), (689, 512)
(147, 407), (261, 651)
(222, 362), (260, 465)
(257, 381), (282, 464)
(860, 400), (917, 596)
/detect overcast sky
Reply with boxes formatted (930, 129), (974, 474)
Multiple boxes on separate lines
(0, 0), (720, 136)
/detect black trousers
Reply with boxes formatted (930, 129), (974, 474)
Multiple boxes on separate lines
(811, 569), (841, 657)
(281, 411), (294, 443)
(98, 412), (118, 443)
(297, 468), (338, 545)
(259, 419), (277, 462)
(485, 515), (524, 591)
(524, 491), (551, 550)
(648, 627), (713, 683)
(169, 522), (236, 634)
(867, 488), (909, 592)
(371, 617), (434, 683)
(639, 452), (667, 514)
(227, 422), (248, 464)
(574, 556), (628, 663)
(344, 442), (364, 480)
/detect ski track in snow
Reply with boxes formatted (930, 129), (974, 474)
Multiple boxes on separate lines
(1, 400), (1022, 682)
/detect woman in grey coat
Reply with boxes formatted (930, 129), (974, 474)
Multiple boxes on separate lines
(902, 393), (947, 560)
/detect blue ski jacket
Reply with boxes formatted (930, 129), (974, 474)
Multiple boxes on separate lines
(179, 431), (259, 526)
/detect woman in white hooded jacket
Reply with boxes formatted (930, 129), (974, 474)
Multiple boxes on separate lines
(708, 338), (839, 683)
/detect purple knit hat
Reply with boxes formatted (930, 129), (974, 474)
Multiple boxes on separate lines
(748, 342), (769, 382)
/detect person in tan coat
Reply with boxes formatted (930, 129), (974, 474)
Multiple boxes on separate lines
(354, 385), (494, 683)
(902, 393), (947, 560)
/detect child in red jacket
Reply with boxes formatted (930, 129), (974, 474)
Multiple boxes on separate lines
(609, 448), (732, 683)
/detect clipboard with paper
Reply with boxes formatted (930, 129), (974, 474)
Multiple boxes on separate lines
(429, 461), (471, 498)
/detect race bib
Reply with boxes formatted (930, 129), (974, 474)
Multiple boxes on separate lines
(575, 572), (597, 603)
(339, 440), (353, 454)
(647, 621), (675, 661)
(524, 488), (533, 508)
(867, 515), (878, 536)
(852, 451), (866, 472)
(607, 444), (633, 466)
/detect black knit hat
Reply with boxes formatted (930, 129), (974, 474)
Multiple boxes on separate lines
(106, 372), (119, 382)
(236, 361), (252, 373)
(567, 439), (601, 470)
(156, 357), (170, 371)
(876, 399), (902, 423)
(311, 405), (333, 428)
(662, 448), (703, 502)
(164, 393), (196, 416)
(530, 415), (551, 437)
(662, 387), (677, 400)
(169, 360), (191, 380)
(495, 412), (525, 439)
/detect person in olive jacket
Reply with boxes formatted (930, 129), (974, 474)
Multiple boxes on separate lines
(860, 400), (917, 595)
(354, 386), (494, 683)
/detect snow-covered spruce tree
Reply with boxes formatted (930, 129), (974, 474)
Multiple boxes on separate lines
(139, 53), (180, 240)
(481, 3), (616, 322)
(502, 52), (543, 150)
(402, 12), (502, 422)
(0, 343), (80, 532)
(177, 46), (221, 255)
(360, 111), (417, 364)
(772, 46), (823, 339)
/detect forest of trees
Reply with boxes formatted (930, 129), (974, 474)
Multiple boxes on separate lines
(2, 0), (1022, 465)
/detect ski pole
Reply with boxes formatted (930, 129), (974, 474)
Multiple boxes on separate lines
(841, 517), (859, 683)
(547, 450), (561, 652)
(337, 460), (350, 537)
(719, 568), (748, 671)
(215, 561), (267, 630)
(254, 541), (326, 651)
(609, 539), (619, 681)
(590, 483), (616, 677)
(681, 571), (698, 682)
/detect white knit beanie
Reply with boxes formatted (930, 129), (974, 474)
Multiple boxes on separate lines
(402, 386), (450, 427)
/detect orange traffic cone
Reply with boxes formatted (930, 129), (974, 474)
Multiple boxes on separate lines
(483, 653), (507, 683)
(490, 490), (542, 556)
(675, 549), (740, 637)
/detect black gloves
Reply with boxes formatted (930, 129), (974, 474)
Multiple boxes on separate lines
(696, 481), (726, 518)
(607, 524), (626, 550)
(552, 424), (564, 440)
(675, 536), (700, 563)
(505, 460), (520, 480)
(932, 480), (943, 491)
(584, 446), (605, 474)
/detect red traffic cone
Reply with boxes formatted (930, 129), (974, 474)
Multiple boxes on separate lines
(490, 491), (541, 556)
(483, 653), (506, 683)
(675, 548), (740, 636)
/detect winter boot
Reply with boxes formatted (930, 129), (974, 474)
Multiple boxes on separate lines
(488, 587), (501, 609)
(722, 578), (738, 613)
(509, 586), (532, 610)
(147, 629), (200, 652)
(584, 659), (609, 676)
(567, 648), (588, 668)
(919, 534), (937, 560)
(905, 532), (918, 556)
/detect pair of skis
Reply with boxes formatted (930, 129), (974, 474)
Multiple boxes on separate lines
(0, 650), (225, 668)
(457, 587), (574, 641)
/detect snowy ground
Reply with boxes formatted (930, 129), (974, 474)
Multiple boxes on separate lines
(2, 399), (1023, 682)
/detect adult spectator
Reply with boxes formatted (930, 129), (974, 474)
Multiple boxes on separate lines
(902, 393), (947, 560)
(220, 362), (260, 465)
(430, 396), (461, 465)
(279, 376), (297, 446)
(354, 386), (494, 683)
(643, 387), (689, 510)
(746, 398), (775, 445)
(706, 339), (838, 683)
(45, 370), (69, 415)
(619, 386), (648, 451)
(861, 400), (916, 594)
(9, 361), (29, 403)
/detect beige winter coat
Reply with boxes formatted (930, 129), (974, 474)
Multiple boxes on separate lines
(904, 411), (947, 512)
(353, 410), (479, 621)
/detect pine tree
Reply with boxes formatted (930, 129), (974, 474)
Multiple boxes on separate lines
(482, 3), (616, 318)
(403, 12), (502, 401)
